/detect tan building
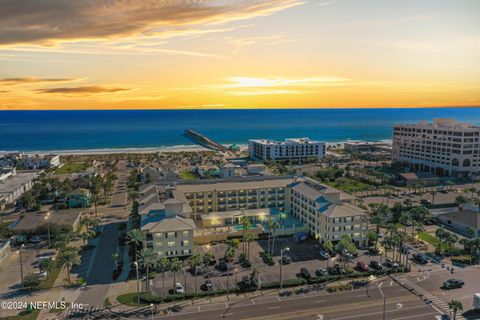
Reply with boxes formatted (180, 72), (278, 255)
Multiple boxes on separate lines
(285, 180), (367, 245)
(393, 118), (480, 178)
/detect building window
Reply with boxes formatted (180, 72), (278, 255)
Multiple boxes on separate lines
(167, 241), (176, 247)
(167, 232), (176, 238)
(182, 240), (189, 247)
(182, 230), (190, 237)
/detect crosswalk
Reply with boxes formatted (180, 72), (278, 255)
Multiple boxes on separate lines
(391, 276), (466, 320)
(62, 306), (108, 319)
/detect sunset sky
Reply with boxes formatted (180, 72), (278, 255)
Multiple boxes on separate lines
(1, 0), (479, 110)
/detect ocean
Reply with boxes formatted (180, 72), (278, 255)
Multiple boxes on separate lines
(1, 108), (480, 152)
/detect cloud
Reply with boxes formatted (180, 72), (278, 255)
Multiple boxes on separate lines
(0, 77), (77, 85)
(222, 76), (352, 88)
(36, 86), (130, 94)
(0, 0), (303, 46)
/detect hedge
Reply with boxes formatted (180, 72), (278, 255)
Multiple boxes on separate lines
(260, 252), (275, 266)
(261, 278), (306, 289)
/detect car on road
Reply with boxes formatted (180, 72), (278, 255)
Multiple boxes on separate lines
(369, 260), (383, 270)
(201, 279), (214, 291)
(315, 268), (328, 276)
(384, 258), (399, 269)
(299, 268), (311, 280)
(443, 279), (464, 290)
(319, 250), (330, 260)
(356, 261), (370, 272)
(412, 253), (428, 264)
(174, 282), (185, 294)
(281, 255), (292, 264)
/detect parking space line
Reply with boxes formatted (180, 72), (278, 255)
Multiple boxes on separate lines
(251, 299), (255, 305)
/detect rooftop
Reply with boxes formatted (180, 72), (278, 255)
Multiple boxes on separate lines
(175, 176), (295, 193)
(0, 172), (40, 195)
(141, 215), (197, 233)
(249, 137), (323, 145)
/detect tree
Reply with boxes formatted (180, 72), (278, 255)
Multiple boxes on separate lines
(79, 230), (95, 246)
(138, 248), (156, 293)
(57, 249), (80, 284)
(188, 253), (202, 295)
(224, 246), (236, 262)
(337, 234), (357, 270)
(89, 176), (101, 216)
(323, 240), (334, 268)
(39, 257), (55, 276)
(202, 251), (213, 269)
(448, 300), (463, 320)
(270, 220), (280, 256)
(24, 273), (42, 288)
(127, 229), (144, 263)
(435, 228), (449, 254)
(169, 257), (183, 292)
(246, 232), (256, 261)
(455, 195), (468, 211)
(239, 216), (251, 255)
(465, 187), (477, 200)
(157, 256), (170, 300)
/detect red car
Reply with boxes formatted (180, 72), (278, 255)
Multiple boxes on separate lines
(356, 261), (370, 272)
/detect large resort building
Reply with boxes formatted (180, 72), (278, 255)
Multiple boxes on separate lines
(248, 138), (325, 162)
(139, 176), (367, 257)
(393, 118), (480, 178)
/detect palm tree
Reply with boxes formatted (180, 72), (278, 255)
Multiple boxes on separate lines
(39, 257), (55, 276)
(127, 229), (144, 263)
(448, 300), (463, 320)
(337, 234), (356, 270)
(157, 256), (170, 300)
(138, 248), (156, 293)
(455, 195), (468, 211)
(170, 257), (183, 292)
(270, 220), (281, 256)
(239, 216), (251, 255)
(202, 251), (213, 270)
(246, 232), (255, 261)
(57, 249), (80, 284)
(323, 240), (334, 268)
(89, 176), (101, 216)
(435, 228), (449, 254)
(465, 187), (477, 200)
(224, 246), (236, 262)
(188, 253), (202, 295)
(429, 190), (437, 204)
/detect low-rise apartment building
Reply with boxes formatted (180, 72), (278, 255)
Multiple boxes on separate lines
(393, 118), (480, 178)
(0, 171), (40, 210)
(285, 180), (367, 245)
(249, 138), (325, 162)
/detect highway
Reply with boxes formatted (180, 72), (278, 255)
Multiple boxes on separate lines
(155, 281), (442, 320)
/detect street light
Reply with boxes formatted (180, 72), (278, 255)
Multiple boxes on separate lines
(377, 282), (386, 320)
(150, 303), (154, 320)
(45, 212), (51, 247)
(280, 247), (290, 290)
(134, 261), (140, 304)
(19, 244), (25, 288)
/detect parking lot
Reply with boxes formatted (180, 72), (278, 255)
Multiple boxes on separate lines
(150, 238), (388, 297)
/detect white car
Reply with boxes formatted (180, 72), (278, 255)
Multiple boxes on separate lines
(175, 282), (184, 294)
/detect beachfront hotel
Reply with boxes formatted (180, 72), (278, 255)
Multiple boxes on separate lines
(248, 138), (325, 162)
(138, 176), (367, 257)
(392, 118), (480, 178)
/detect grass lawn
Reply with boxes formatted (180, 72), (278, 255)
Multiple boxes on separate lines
(55, 162), (88, 174)
(37, 266), (62, 290)
(418, 232), (441, 246)
(5, 308), (40, 320)
(326, 178), (373, 193)
(117, 292), (148, 307)
(179, 171), (197, 180)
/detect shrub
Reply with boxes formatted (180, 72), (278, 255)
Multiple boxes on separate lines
(23, 273), (42, 289)
(260, 252), (275, 266)
(261, 278), (306, 289)
(327, 282), (353, 292)
(451, 256), (474, 265)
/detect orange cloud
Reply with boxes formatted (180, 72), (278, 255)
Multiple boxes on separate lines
(0, 77), (76, 85)
(0, 0), (303, 46)
(36, 86), (130, 94)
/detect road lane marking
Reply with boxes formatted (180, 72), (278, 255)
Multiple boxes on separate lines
(268, 306), (281, 309)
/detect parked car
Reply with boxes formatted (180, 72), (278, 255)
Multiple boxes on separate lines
(281, 255), (292, 264)
(443, 279), (464, 290)
(190, 266), (204, 275)
(319, 250), (330, 260)
(327, 264), (344, 275)
(203, 271), (214, 279)
(216, 259), (228, 272)
(420, 199), (432, 205)
(315, 268), (328, 277)
(356, 261), (370, 272)
(384, 258), (399, 269)
(369, 260), (383, 270)
(174, 282), (184, 294)
(29, 236), (42, 243)
(412, 253), (428, 264)
(201, 279), (214, 291)
(299, 268), (311, 280)
(241, 275), (252, 287)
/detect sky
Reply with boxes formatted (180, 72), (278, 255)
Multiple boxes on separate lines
(0, 0), (479, 110)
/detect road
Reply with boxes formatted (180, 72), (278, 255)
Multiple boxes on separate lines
(111, 160), (130, 208)
(156, 281), (441, 320)
(75, 222), (120, 307)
